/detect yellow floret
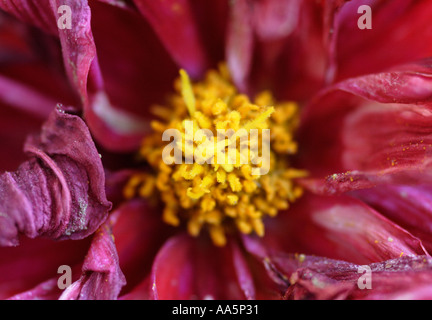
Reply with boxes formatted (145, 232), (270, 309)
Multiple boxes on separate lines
(124, 64), (306, 246)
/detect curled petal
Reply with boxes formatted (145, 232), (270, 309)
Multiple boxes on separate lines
(0, 236), (90, 299)
(281, 254), (432, 300)
(0, 108), (111, 246)
(59, 217), (126, 300)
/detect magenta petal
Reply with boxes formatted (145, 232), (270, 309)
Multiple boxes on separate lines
(0, 0), (57, 34)
(299, 61), (432, 180)
(8, 278), (61, 300)
(110, 199), (174, 296)
(247, 193), (428, 265)
(353, 185), (432, 253)
(59, 217), (126, 300)
(226, 0), (254, 93)
(0, 236), (90, 299)
(132, 0), (208, 78)
(279, 254), (432, 300)
(150, 234), (251, 300)
(243, 242), (432, 299)
(0, 108), (111, 246)
(330, 0), (432, 82)
(0, 105), (44, 172)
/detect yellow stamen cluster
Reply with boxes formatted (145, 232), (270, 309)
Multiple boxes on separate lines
(124, 64), (307, 246)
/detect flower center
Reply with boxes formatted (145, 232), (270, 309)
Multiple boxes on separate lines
(124, 64), (307, 246)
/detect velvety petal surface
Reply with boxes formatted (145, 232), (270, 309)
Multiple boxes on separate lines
(0, 108), (111, 246)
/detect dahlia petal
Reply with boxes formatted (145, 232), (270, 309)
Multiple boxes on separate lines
(299, 61), (432, 181)
(252, 0), (300, 41)
(342, 103), (432, 173)
(110, 199), (174, 295)
(245, 193), (428, 265)
(244, 240), (432, 300)
(353, 185), (432, 253)
(279, 254), (432, 300)
(334, 60), (432, 104)
(0, 75), (56, 118)
(0, 236), (90, 299)
(330, 0), (432, 82)
(0, 11), (78, 114)
(59, 218), (126, 300)
(132, 0), (208, 78)
(226, 0), (254, 93)
(8, 278), (61, 300)
(190, 0), (229, 66)
(0, 0), (57, 34)
(0, 105), (44, 172)
(0, 108), (111, 246)
(150, 234), (252, 300)
(228, 0), (327, 100)
(86, 1), (180, 151)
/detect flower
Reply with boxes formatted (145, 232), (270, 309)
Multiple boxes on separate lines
(1, 0), (432, 300)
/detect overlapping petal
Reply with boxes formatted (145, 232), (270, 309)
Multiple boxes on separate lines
(0, 108), (111, 246)
(329, 0), (432, 82)
(280, 254), (432, 300)
(59, 216), (126, 300)
(244, 193), (428, 265)
(150, 234), (254, 300)
(298, 60), (432, 191)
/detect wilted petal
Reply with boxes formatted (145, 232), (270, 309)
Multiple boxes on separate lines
(0, 105), (44, 172)
(0, 108), (111, 246)
(59, 217), (126, 300)
(280, 254), (432, 300)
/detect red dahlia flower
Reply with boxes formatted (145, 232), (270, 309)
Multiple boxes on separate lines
(1, 0), (432, 300)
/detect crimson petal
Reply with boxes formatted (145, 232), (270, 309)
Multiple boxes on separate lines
(353, 185), (432, 253)
(329, 0), (432, 82)
(299, 60), (432, 184)
(244, 193), (428, 265)
(280, 254), (432, 300)
(132, 0), (208, 78)
(59, 217), (126, 300)
(150, 234), (253, 300)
